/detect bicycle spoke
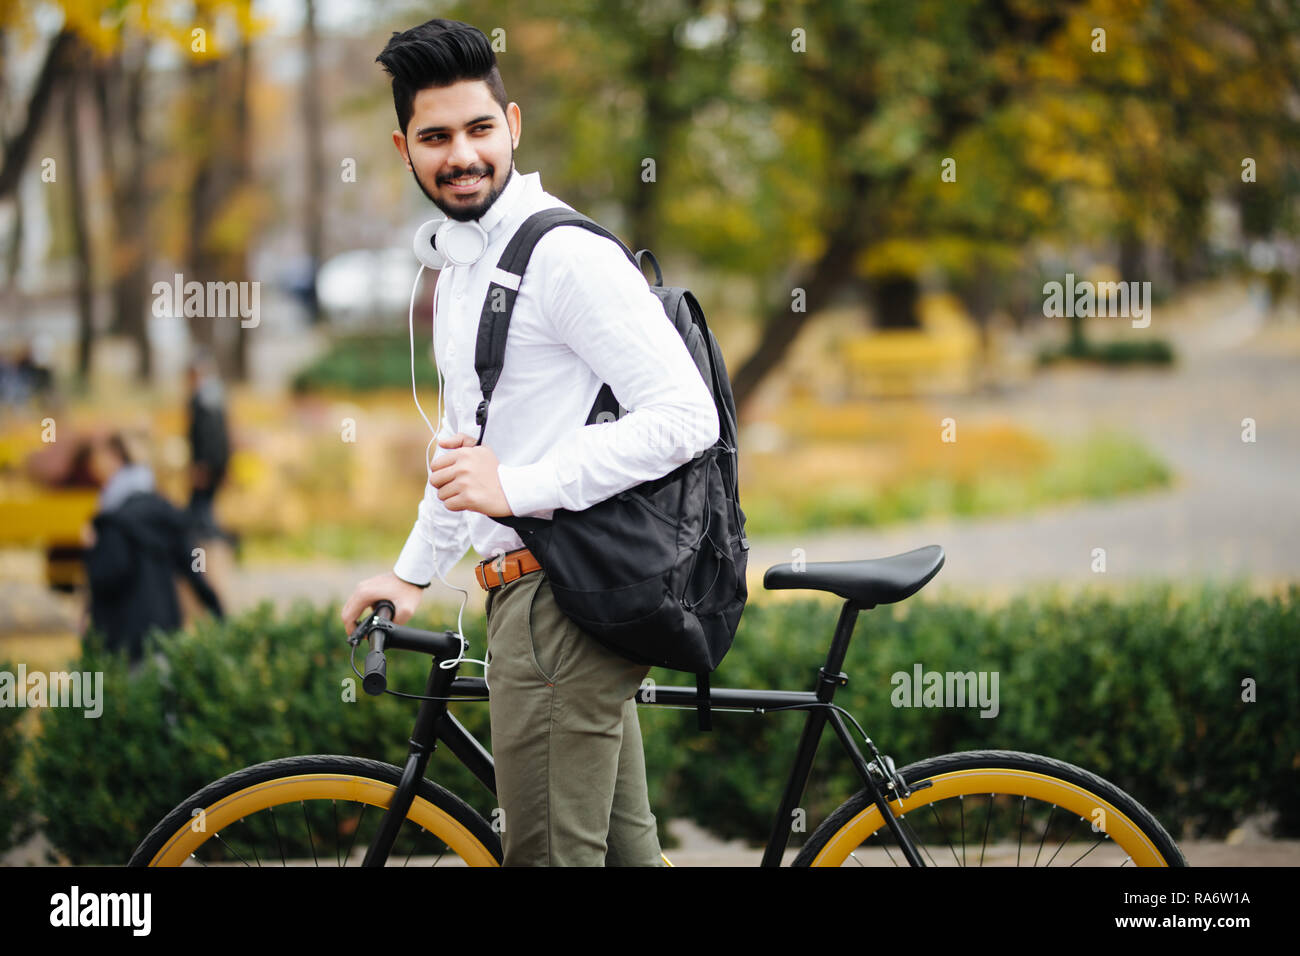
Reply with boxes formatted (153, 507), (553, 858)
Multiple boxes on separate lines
(210, 830), (251, 867)
(403, 827), (421, 867)
(926, 803), (962, 866)
(236, 817), (261, 867)
(1017, 795), (1026, 866)
(979, 794), (993, 867)
(1044, 816), (1079, 867)
(959, 794), (966, 867)
(342, 804), (368, 866)
(871, 828), (901, 867)
(301, 801), (319, 866)
(1067, 833), (1109, 867)
(1033, 804), (1057, 868)
(332, 801), (341, 867)
(269, 804), (286, 866)
(900, 813), (941, 867)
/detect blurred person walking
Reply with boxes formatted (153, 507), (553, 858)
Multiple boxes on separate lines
(81, 432), (224, 664)
(185, 351), (233, 547)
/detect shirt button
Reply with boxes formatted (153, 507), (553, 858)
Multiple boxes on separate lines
(447, 342), (457, 358)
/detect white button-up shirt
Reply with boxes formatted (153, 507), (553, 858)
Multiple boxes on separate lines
(392, 167), (720, 587)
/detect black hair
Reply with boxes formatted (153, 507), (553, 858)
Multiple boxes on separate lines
(104, 432), (132, 465)
(375, 18), (509, 137)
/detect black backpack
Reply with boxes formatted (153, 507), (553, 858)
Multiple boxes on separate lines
(473, 207), (748, 730)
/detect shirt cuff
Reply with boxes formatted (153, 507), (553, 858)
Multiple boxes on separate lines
(392, 528), (434, 587)
(497, 459), (561, 518)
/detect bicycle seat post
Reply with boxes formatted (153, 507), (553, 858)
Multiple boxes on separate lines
(818, 599), (871, 700)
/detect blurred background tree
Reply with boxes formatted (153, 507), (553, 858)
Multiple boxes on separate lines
(2, 0), (1295, 394)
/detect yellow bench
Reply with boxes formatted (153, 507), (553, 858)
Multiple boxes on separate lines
(842, 293), (980, 397)
(0, 488), (98, 590)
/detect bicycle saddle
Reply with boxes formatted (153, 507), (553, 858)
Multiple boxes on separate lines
(762, 544), (944, 608)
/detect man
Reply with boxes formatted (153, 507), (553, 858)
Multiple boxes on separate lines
(340, 19), (719, 866)
(185, 351), (231, 543)
(82, 432), (224, 664)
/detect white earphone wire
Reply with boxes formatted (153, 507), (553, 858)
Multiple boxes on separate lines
(407, 264), (490, 689)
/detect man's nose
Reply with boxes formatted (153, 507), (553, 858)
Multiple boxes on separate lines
(446, 133), (479, 174)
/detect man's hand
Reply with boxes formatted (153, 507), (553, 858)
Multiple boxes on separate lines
(340, 571), (425, 636)
(428, 433), (513, 517)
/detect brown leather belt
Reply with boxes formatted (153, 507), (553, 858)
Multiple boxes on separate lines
(475, 546), (542, 591)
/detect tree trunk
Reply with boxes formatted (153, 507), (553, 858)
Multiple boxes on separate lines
(872, 274), (921, 329)
(92, 38), (153, 381)
(230, 11), (254, 381)
(729, 208), (865, 412)
(301, 0), (324, 324)
(0, 30), (74, 201)
(185, 2), (255, 382)
(62, 59), (96, 382)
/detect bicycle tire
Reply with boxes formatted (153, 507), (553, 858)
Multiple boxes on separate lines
(127, 755), (502, 867)
(792, 750), (1186, 867)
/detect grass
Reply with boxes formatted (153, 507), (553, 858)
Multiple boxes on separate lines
(738, 394), (1172, 536)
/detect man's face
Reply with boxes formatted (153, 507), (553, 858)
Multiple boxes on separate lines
(88, 439), (122, 487)
(392, 79), (521, 222)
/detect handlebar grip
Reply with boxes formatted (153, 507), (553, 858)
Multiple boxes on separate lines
(362, 648), (387, 696)
(362, 600), (397, 695)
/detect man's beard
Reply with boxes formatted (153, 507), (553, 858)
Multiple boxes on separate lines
(407, 144), (514, 222)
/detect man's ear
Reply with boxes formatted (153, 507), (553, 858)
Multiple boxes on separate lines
(506, 102), (522, 149)
(392, 129), (411, 169)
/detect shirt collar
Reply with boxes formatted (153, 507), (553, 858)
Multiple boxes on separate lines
(475, 166), (537, 242)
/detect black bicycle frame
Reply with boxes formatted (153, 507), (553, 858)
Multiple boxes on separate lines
(359, 600), (927, 867)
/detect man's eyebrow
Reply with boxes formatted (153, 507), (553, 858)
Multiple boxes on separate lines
(414, 115), (496, 137)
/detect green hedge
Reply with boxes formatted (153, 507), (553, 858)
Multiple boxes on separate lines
(0, 660), (35, 854)
(1037, 339), (1176, 366)
(17, 582), (1300, 863)
(291, 332), (438, 393)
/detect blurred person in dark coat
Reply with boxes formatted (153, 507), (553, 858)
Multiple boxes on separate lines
(185, 351), (232, 543)
(81, 432), (224, 663)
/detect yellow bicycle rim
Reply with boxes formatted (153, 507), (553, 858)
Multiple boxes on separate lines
(810, 767), (1170, 867)
(148, 773), (499, 867)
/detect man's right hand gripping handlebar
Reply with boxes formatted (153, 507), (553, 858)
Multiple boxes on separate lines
(340, 570), (425, 635)
(341, 571), (427, 694)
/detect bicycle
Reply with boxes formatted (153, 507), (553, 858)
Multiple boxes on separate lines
(128, 544), (1187, 867)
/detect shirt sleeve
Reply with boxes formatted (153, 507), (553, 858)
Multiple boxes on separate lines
(494, 226), (720, 518)
(393, 408), (472, 585)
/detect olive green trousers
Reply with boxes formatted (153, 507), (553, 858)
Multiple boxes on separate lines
(484, 568), (665, 866)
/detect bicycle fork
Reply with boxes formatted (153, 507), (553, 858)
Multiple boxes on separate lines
(360, 658), (457, 867)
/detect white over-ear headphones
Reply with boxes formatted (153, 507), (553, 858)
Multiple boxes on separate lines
(413, 216), (490, 269)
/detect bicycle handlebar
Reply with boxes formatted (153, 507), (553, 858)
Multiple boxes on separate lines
(350, 600), (467, 697)
(362, 600), (396, 696)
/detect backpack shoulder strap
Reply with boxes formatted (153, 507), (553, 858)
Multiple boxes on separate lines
(474, 208), (637, 534)
(473, 207), (636, 445)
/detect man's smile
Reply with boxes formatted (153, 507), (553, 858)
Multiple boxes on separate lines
(445, 172), (488, 192)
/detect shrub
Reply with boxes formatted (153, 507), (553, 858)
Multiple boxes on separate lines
(23, 582), (1299, 862)
(291, 333), (437, 393)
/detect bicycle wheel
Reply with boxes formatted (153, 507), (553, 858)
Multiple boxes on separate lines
(128, 755), (502, 867)
(793, 750), (1186, 867)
